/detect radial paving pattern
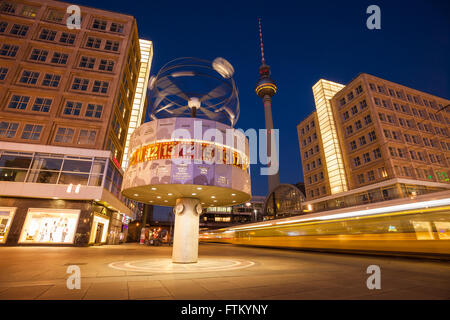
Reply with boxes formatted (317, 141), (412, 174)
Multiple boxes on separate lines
(108, 258), (255, 273)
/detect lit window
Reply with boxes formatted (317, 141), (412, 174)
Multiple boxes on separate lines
(46, 9), (64, 22)
(21, 5), (38, 18)
(77, 130), (97, 145)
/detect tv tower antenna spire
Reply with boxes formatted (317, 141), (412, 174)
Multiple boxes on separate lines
(255, 18), (280, 194)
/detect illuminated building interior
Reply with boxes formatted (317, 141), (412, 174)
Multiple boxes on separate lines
(122, 39), (154, 169)
(312, 79), (348, 194)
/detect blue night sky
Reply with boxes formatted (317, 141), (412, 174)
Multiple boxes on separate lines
(72, 0), (449, 207)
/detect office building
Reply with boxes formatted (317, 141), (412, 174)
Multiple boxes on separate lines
(0, 0), (148, 245)
(298, 73), (450, 212)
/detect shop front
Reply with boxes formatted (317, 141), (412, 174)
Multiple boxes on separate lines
(0, 207), (16, 244)
(19, 208), (80, 244)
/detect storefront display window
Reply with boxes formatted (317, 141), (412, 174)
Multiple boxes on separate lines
(19, 208), (80, 244)
(0, 207), (16, 243)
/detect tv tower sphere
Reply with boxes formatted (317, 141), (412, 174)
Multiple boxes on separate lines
(122, 57), (251, 263)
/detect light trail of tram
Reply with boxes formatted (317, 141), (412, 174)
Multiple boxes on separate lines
(200, 192), (450, 258)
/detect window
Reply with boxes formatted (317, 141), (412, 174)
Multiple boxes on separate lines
(368, 131), (377, 142)
(99, 59), (114, 71)
(85, 104), (103, 118)
(86, 37), (101, 49)
(355, 120), (362, 130)
(364, 115), (372, 125)
(10, 24), (29, 36)
(0, 67), (8, 80)
(71, 78), (89, 91)
(32, 98), (52, 112)
(63, 101), (82, 116)
(359, 100), (367, 110)
(350, 141), (357, 150)
(104, 40), (119, 52)
(404, 134), (411, 142)
(0, 44), (19, 57)
(39, 29), (57, 41)
(0, 2), (16, 14)
(21, 124), (43, 140)
(363, 153), (371, 163)
(339, 98), (346, 106)
(92, 81), (108, 94)
(0, 21), (7, 33)
(377, 85), (386, 94)
(50, 52), (68, 64)
(378, 167), (388, 178)
(423, 137), (430, 146)
(346, 125), (353, 135)
(369, 83), (376, 91)
(78, 130), (97, 145)
(387, 115), (394, 123)
(110, 23), (124, 33)
(79, 56), (95, 69)
(8, 95), (29, 110)
(409, 151), (417, 160)
(351, 106), (358, 115)
(359, 136), (366, 146)
(367, 170), (375, 181)
(42, 73), (60, 87)
(392, 131), (401, 140)
(347, 92), (354, 101)
(374, 97), (381, 106)
(383, 130), (391, 139)
(0, 121), (18, 138)
(373, 148), (381, 159)
(54, 127), (74, 143)
(21, 5), (38, 18)
(357, 174), (365, 184)
(46, 9), (64, 22)
(382, 100), (390, 109)
(388, 89), (395, 97)
(397, 148), (406, 158)
(354, 156), (361, 167)
(389, 147), (397, 157)
(92, 19), (107, 30)
(19, 70), (39, 84)
(356, 85), (363, 94)
(29, 48), (48, 62)
(59, 32), (76, 44)
(378, 113), (386, 121)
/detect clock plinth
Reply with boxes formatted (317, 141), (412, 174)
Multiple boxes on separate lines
(172, 197), (202, 263)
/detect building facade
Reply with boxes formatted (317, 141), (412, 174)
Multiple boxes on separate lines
(200, 196), (265, 229)
(0, 0), (147, 245)
(298, 74), (450, 212)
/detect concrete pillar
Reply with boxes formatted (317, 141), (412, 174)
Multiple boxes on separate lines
(172, 197), (201, 263)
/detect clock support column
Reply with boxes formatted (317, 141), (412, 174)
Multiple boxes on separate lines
(172, 197), (202, 263)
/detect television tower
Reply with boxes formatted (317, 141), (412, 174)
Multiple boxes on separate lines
(255, 18), (280, 194)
